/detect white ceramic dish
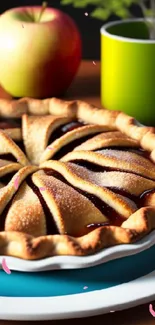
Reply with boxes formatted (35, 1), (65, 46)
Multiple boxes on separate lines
(0, 230), (155, 272)
(0, 270), (155, 320)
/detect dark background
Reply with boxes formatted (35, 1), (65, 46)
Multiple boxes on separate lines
(0, 1), (143, 60)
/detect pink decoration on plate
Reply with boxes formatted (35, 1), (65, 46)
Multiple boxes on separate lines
(2, 258), (11, 274)
(149, 304), (155, 317)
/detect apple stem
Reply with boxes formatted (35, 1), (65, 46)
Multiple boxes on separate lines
(37, 2), (48, 22)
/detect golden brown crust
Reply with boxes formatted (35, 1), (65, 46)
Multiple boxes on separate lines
(0, 206), (154, 259)
(0, 97), (154, 259)
(0, 99), (27, 117)
(0, 96), (155, 156)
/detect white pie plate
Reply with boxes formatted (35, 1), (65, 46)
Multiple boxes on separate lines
(0, 230), (155, 272)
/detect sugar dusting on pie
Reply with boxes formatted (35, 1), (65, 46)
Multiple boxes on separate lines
(0, 97), (154, 259)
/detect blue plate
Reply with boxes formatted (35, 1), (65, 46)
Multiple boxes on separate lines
(1, 244), (155, 297)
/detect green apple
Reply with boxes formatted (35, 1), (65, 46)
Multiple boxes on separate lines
(0, 4), (82, 98)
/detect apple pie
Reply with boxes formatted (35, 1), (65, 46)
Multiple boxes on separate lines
(0, 97), (154, 260)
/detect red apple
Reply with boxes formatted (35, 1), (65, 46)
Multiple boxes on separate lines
(0, 5), (82, 98)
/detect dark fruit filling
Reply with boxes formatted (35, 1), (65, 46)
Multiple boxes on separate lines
(0, 154), (17, 162)
(17, 141), (26, 154)
(0, 172), (17, 185)
(140, 188), (155, 205)
(70, 160), (114, 172)
(48, 121), (85, 145)
(52, 133), (100, 160)
(0, 118), (21, 129)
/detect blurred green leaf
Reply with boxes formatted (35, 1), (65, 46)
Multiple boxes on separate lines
(73, 1), (92, 8)
(60, 0), (155, 24)
(91, 7), (111, 20)
(61, 0), (73, 5)
(123, 0), (136, 5)
(61, 0), (147, 8)
(80, 0), (104, 4)
(61, 0), (103, 5)
(61, 0), (74, 5)
(115, 7), (131, 18)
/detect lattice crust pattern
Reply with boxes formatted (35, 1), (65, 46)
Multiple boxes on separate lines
(0, 97), (154, 260)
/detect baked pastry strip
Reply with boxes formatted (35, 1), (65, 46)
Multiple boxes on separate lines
(0, 159), (21, 177)
(61, 150), (155, 180)
(40, 125), (112, 163)
(22, 115), (72, 165)
(5, 181), (47, 237)
(0, 165), (38, 215)
(73, 131), (139, 152)
(0, 130), (29, 166)
(2, 128), (22, 141)
(40, 160), (137, 219)
(32, 170), (108, 237)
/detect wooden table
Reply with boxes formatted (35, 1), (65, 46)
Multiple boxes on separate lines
(0, 61), (155, 325)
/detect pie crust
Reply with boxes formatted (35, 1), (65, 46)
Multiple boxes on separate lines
(0, 97), (154, 260)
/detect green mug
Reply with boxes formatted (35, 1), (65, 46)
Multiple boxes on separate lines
(101, 19), (155, 125)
